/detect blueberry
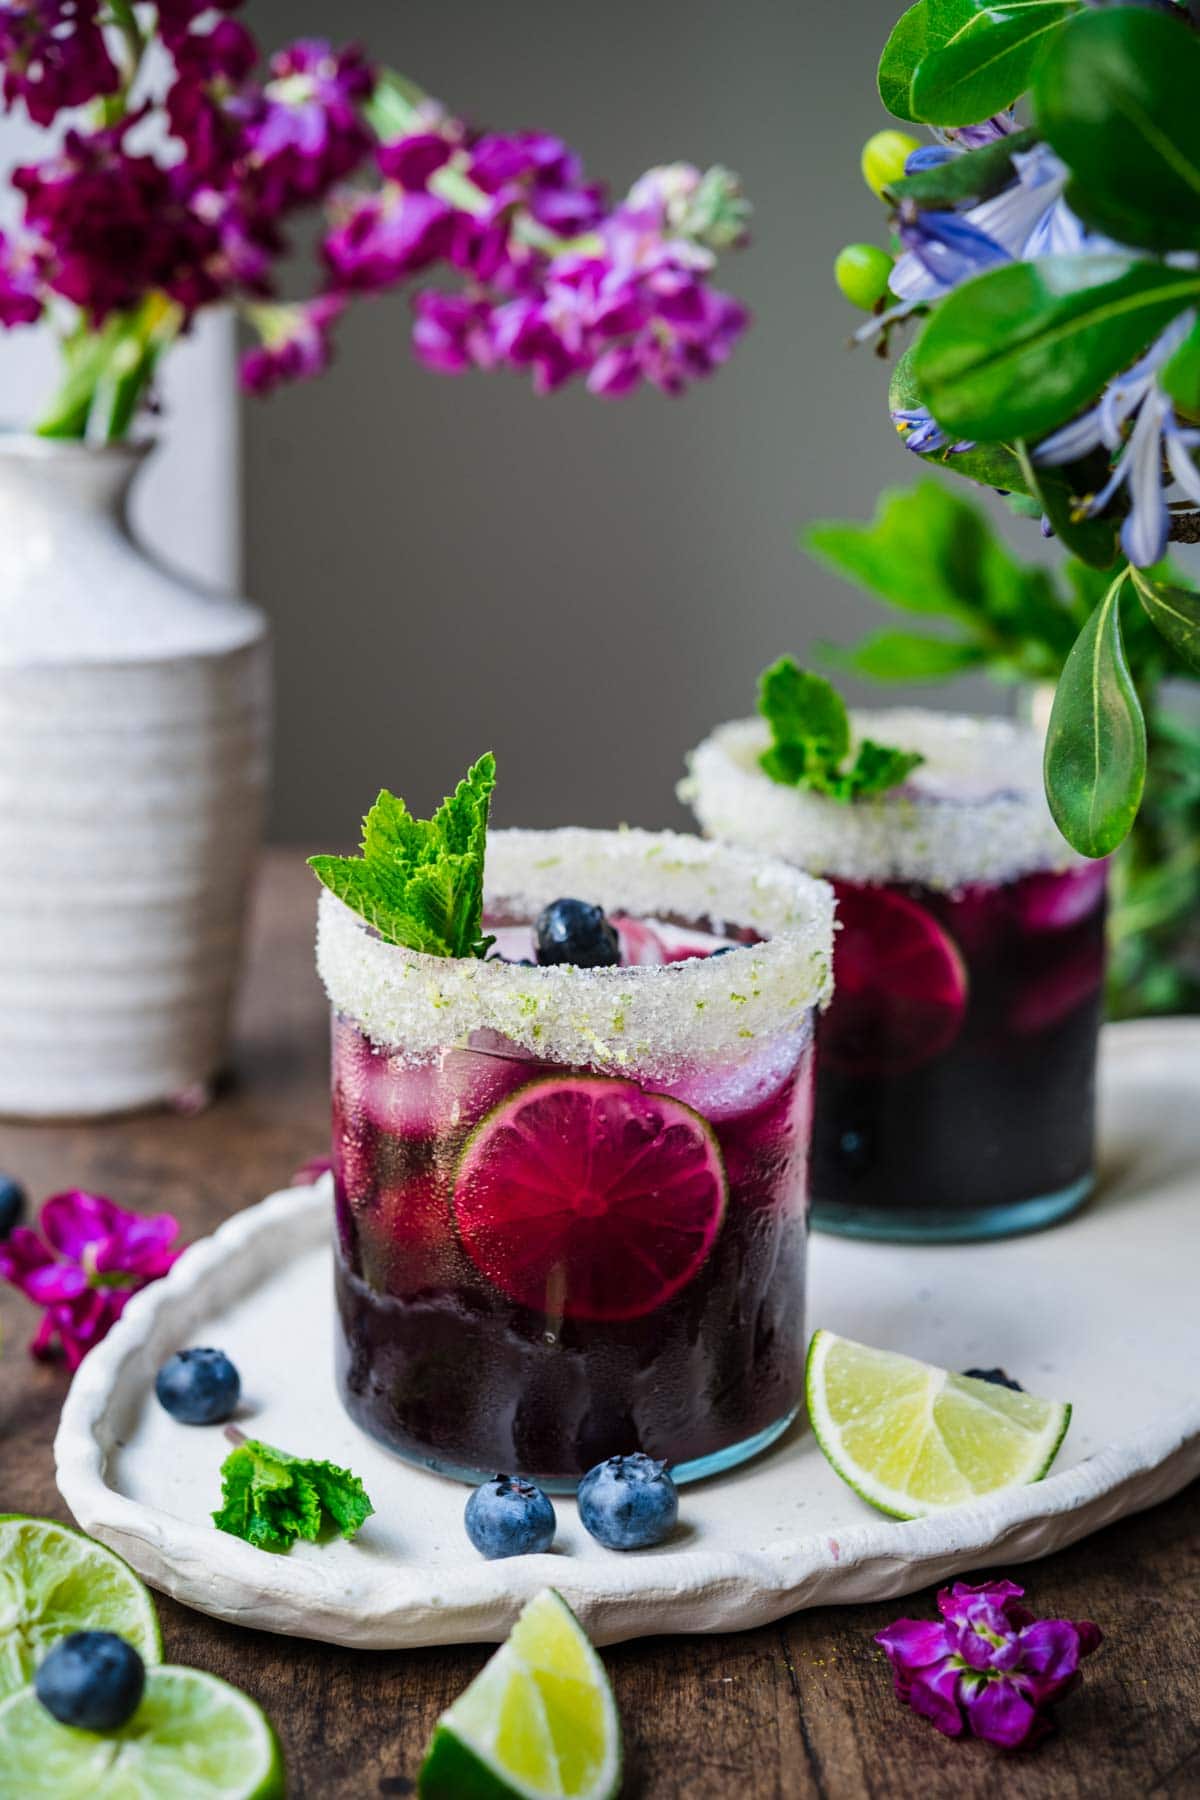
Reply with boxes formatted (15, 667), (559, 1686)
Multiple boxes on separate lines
(577, 1452), (678, 1550)
(155, 1347), (241, 1425)
(0, 1174), (25, 1239)
(35, 1631), (145, 1732)
(535, 898), (620, 969)
(709, 945), (736, 959)
(465, 1474), (556, 1560)
(963, 1367), (1024, 1392)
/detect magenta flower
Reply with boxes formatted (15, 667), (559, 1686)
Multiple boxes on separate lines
(156, 0), (243, 51)
(165, 18), (260, 181)
(14, 121), (214, 321)
(465, 130), (606, 235)
(239, 294), (344, 395)
(0, 1191), (182, 1370)
(0, 0), (118, 127)
(322, 186), (456, 292)
(877, 1580), (1102, 1750)
(245, 38), (375, 213)
(0, 228), (42, 326)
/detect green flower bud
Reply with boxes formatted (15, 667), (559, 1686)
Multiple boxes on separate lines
(835, 243), (894, 311)
(861, 130), (921, 200)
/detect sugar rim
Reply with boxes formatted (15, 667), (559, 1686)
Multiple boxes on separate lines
(316, 825), (834, 1072)
(680, 709), (1085, 890)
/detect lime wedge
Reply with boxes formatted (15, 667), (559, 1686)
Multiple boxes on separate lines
(806, 1330), (1071, 1519)
(0, 1666), (284, 1800)
(419, 1588), (621, 1800)
(0, 1516), (161, 1703)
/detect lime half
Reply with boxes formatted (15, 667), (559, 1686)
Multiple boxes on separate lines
(806, 1330), (1071, 1520)
(419, 1588), (621, 1800)
(0, 1516), (161, 1704)
(0, 1666), (285, 1800)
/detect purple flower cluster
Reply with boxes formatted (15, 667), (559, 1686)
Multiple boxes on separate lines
(0, 6), (378, 334)
(877, 1579), (1102, 1750)
(0, 0), (118, 126)
(0, 1), (750, 411)
(0, 1190), (182, 1369)
(329, 139), (749, 397)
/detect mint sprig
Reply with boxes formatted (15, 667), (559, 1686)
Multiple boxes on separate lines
(757, 658), (923, 801)
(309, 752), (496, 958)
(213, 1434), (374, 1554)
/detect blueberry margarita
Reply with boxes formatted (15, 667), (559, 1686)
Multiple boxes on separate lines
(313, 770), (833, 1489)
(684, 698), (1108, 1242)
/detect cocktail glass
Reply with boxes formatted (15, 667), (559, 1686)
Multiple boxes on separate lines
(683, 710), (1108, 1242)
(316, 827), (834, 1487)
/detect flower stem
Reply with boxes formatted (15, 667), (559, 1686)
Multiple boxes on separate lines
(34, 296), (182, 442)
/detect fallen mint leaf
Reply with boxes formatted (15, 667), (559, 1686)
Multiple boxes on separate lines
(213, 1436), (374, 1554)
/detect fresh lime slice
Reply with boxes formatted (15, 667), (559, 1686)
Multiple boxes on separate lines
(806, 1330), (1071, 1520)
(0, 1666), (285, 1800)
(0, 1516), (161, 1703)
(419, 1588), (621, 1800)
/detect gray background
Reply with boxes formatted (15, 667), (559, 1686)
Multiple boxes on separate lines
(243, 0), (1001, 845)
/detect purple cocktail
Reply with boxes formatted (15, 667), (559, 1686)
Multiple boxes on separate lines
(316, 828), (834, 1486)
(684, 710), (1108, 1241)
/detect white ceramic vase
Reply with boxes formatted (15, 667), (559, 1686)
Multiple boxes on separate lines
(0, 437), (270, 1118)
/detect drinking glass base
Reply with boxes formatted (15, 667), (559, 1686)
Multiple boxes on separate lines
(811, 1173), (1095, 1244)
(343, 1404), (802, 1493)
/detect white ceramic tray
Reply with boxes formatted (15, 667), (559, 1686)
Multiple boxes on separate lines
(55, 1020), (1200, 1649)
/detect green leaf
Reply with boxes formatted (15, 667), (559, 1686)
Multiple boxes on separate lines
(828, 628), (988, 682)
(806, 481), (992, 621)
(804, 479), (1077, 671)
(309, 753), (496, 958)
(1160, 317), (1200, 419)
(1130, 567), (1200, 672)
(755, 657), (922, 800)
(912, 1), (1078, 126)
(364, 67), (428, 140)
(913, 255), (1200, 441)
(838, 739), (925, 798)
(889, 348), (1031, 495)
(1014, 441), (1120, 571)
(213, 1438), (374, 1554)
(1044, 571), (1146, 857)
(878, 0), (960, 121)
(886, 126), (1038, 208)
(1033, 8), (1200, 254)
(758, 659), (850, 761)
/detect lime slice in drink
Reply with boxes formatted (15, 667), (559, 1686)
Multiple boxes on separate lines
(806, 1330), (1071, 1520)
(0, 1516), (161, 1703)
(0, 1666), (284, 1800)
(821, 881), (968, 1076)
(454, 1076), (727, 1321)
(419, 1587), (621, 1800)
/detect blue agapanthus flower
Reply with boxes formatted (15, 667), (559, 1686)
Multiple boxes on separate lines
(1035, 314), (1200, 566)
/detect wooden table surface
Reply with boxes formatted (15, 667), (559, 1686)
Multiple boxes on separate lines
(2, 851), (1198, 1799)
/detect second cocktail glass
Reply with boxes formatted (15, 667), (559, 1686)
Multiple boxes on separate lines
(684, 709), (1108, 1242)
(317, 827), (834, 1487)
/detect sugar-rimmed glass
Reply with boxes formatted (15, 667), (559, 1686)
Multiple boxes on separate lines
(316, 827), (834, 1488)
(683, 710), (1108, 1243)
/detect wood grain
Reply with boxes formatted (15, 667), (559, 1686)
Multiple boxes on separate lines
(2, 852), (1197, 1799)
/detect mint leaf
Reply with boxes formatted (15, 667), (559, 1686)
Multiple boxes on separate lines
(213, 1437), (374, 1554)
(841, 738), (926, 798)
(758, 659), (850, 763)
(309, 752), (496, 958)
(756, 656), (922, 803)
